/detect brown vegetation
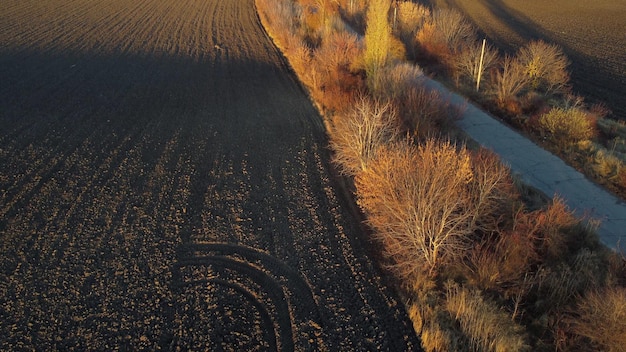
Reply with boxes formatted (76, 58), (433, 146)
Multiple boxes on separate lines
(570, 286), (626, 351)
(258, 1), (626, 351)
(330, 95), (399, 175)
(356, 139), (476, 276)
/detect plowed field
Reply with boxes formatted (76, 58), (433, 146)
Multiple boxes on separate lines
(0, 0), (419, 349)
(427, 0), (626, 120)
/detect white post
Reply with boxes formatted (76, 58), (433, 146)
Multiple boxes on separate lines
(476, 38), (486, 92)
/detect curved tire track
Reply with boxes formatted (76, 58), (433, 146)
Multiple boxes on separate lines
(174, 242), (323, 351)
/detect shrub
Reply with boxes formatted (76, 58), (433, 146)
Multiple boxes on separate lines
(311, 30), (364, 112)
(416, 8), (476, 71)
(467, 149), (516, 233)
(571, 287), (626, 352)
(591, 148), (623, 180)
(256, 0), (302, 47)
(445, 282), (530, 352)
(330, 95), (398, 175)
(535, 196), (579, 259)
(394, 1), (431, 59)
(363, 0), (394, 92)
(517, 40), (570, 96)
(490, 55), (530, 109)
(453, 40), (498, 90)
(397, 85), (460, 138)
(537, 107), (595, 145)
(355, 139), (476, 276)
(374, 61), (423, 100)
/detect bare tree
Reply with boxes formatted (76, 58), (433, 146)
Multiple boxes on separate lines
(453, 40), (498, 89)
(491, 55), (530, 106)
(432, 8), (476, 55)
(355, 139), (477, 276)
(330, 95), (399, 175)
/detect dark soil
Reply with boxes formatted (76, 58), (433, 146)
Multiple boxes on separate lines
(0, 0), (420, 349)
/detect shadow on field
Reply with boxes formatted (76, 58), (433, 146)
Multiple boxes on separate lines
(0, 48), (282, 127)
(424, 0), (626, 120)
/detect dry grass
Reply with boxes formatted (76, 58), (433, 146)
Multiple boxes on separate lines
(571, 286), (626, 352)
(445, 282), (530, 352)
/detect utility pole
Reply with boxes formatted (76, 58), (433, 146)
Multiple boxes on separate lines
(476, 38), (486, 91)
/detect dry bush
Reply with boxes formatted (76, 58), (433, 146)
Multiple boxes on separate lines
(299, 0), (341, 45)
(467, 149), (516, 233)
(375, 61), (423, 99)
(284, 39), (315, 85)
(517, 40), (570, 96)
(535, 197), (579, 259)
(445, 282), (530, 352)
(453, 40), (498, 90)
(591, 148), (623, 180)
(416, 8), (476, 71)
(432, 8), (476, 56)
(460, 208), (543, 296)
(537, 107), (596, 145)
(330, 95), (398, 175)
(355, 139), (477, 276)
(490, 55), (530, 110)
(398, 85), (460, 138)
(394, 1), (431, 59)
(256, 0), (302, 47)
(311, 30), (364, 112)
(461, 235), (533, 294)
(571, 287), (626, 352)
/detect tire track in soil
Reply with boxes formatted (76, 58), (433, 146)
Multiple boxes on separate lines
(0, 0), (420, 349)
(174, 243), (324, 351)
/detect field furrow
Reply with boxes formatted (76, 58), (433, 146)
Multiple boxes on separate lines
(0, 0), (419, 349)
